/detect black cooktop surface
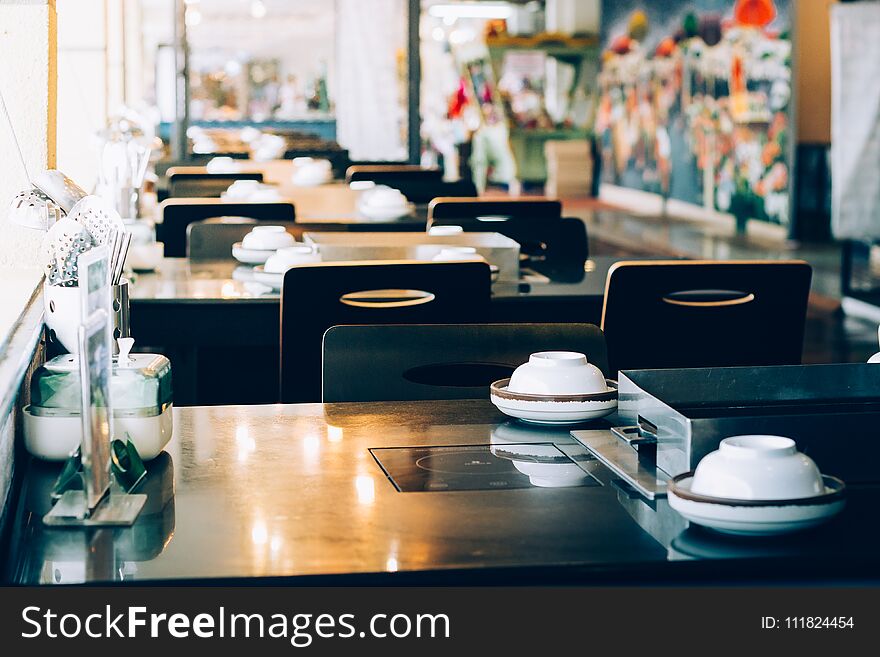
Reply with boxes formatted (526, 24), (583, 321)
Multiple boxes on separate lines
(370, 443), (600, 492)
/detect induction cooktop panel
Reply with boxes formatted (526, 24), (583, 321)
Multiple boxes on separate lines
(370, 443), (601, 492)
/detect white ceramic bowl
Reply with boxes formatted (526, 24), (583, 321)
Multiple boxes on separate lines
(241, 225), (296, 251)
(225, 179), (261, 197)
(263, 245), (321, 274)
(428, 225), (464, 236)
(508, 352), (608, 396)
(223, 181), (282, 202)
(291, 159), (332, 187)
(362, 186), (408, 209)
(432, 246), (483, 262)
(690, 435), (825, 501)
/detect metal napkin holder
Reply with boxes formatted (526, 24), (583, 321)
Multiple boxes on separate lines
(573, 364), (880, 500)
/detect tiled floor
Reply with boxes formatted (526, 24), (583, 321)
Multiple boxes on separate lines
(561, 199), (879, 365)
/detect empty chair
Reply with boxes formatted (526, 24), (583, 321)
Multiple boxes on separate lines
(187, 217), (262, 259)
(427, 198), (587, 267)
(322, 323), (608, 402)
(280, 260), (492, 402)
(428, 197), (562, 223)
(166, 170), (264, 198)
(601, 260), (813, 374)
(157, 199), (296, 257)
(345, 165), (442, 185)
(345, 165), (477, 204)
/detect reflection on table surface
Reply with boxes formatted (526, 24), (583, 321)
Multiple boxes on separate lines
(7, 400), (878, 585)
(127, 256), (617, 303)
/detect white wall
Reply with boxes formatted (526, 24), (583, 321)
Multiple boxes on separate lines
(56, 0), (109, 193)
(0, 0), (56, 271)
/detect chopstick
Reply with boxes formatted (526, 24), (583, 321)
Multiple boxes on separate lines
(112, 232), (131, 285)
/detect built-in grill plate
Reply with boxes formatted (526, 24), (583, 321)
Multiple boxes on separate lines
(370, 443), (600, 492)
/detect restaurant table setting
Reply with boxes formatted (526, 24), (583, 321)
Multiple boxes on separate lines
(7, 393), (879, 585)
(572, 364), (879, 536)
(230, 224), (322, 290)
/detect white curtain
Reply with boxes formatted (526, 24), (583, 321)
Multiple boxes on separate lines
(831, 3), (880, 240)
(335, 0), (408, 161)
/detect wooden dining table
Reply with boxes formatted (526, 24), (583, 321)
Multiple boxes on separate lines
(127, 255), (631, 405)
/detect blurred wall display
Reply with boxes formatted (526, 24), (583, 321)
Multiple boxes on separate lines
(596, 0), (793, 227)
(831, 2), (880, 242)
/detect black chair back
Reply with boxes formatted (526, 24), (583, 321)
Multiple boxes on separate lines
(187, 217), (260, 259)
(345, 166), (477, 204)
(428, 198), (562, 222)
(427, 198), (586, 265)
(345, 165), (442, 185)
(601, 260), (813, 374)
(157, 200), (296, 257)
(167, 171), (264, 198)
(281, 261), (492, 402)
(322, 323), (608, 402)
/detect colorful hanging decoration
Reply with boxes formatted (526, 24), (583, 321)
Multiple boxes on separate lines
(734, 0), (777, 28)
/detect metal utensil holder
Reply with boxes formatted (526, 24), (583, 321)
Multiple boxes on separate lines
(112, 279), (130, 351)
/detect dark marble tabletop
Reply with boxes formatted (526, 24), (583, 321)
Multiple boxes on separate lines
(6, 400), (879, 585)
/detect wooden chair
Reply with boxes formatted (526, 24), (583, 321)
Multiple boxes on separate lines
(280, 260), (492, 402)
(166, 169), (264, 198)
(157, 199), (296, 257)
(322, 323), (608, 402)
(600, 260), (813, 374)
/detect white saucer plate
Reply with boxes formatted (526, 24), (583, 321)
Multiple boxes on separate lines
(252, 265), (284, 290)
(667, 473), (846, 536)
(232, 243), (275, 265)
(489, 379), (617, 425)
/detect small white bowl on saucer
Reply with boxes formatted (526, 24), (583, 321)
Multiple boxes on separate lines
(490, 352), (617, 425)
(233, 225), (296, 264)
(291, 158), (332, 187)
(357, 186), (413, 221)
(253, 245), (321, 289)
(667, 435), (846, 535)
(242, 225), (296, 250)
(223, 179), (282, 202)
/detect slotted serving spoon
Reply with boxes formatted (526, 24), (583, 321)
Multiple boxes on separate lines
(33, 169), (88, 214)
(41, 217), (97, 287)
(8, 187), (64, 230)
